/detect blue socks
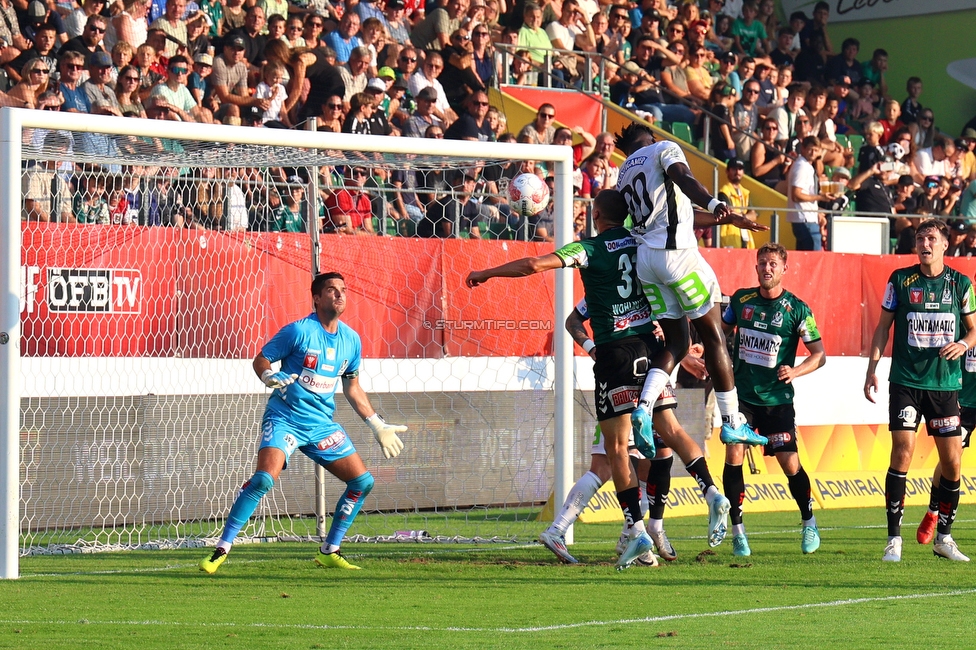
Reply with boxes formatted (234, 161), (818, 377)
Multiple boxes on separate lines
(324, 472), (374, 551)
(219, 470), (275, 547)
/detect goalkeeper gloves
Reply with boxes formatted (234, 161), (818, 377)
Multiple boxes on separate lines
(261, 369), (298, 389)
(366, 414), (406, 459)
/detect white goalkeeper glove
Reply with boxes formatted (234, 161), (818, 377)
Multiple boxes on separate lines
(366, 413), (406, 459)
(261, 368), (298, 389)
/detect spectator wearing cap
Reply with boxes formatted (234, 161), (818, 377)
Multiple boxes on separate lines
(444, 90), (493, 141)
(402, 85), (442, 137)
(892, 174), (918, 218)
(411, 0), (464, 52)
(61, 14), (108, 66)
(731, 1), (766, 58)
(901, 76), (923, 126)
(211, 34), (268, 124)
(627, 7), (661, 49)
(325, 11), (362, 64)
(946, 219), (970, 257)
(916, 175), (947, 216)
(81, 50), (122, 112)
(717, 158), (758, 248)
(9, 22), (59, 85)
(151, 54), (210, 122)
(188, 50), (212, 106)
(716, 50), (738, 88)
(363, 78), (395, 135)
(339, 45), (370, 104)
(22, 0), (68, 46)
(406, 51), (456, 125)
(384, 0), (411, 45)
(226, 5), (268, 68)
(58, 50), (91, 112)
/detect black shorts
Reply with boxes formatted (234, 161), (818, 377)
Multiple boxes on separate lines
(593, 334), (675, 421)
(888, 383), (960, 437)
(739, 401), (797, 456)
(961, 406), (976, 448)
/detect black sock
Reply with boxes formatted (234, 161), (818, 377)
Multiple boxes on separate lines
(685, 456), (716, 497)
(928, 477), (940, 512)
(617, 487), (643, 531)
(646, 456), (673, 520)
(885, 468), (907, 537)
(937, 477), (961, 536)
(723, 463), (745, 526)
(786, 467), (814, 521)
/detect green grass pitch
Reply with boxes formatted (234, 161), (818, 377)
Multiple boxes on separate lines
(2, 507), (975, 649)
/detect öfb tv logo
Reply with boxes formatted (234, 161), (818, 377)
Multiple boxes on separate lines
(45, 268), (142, 314)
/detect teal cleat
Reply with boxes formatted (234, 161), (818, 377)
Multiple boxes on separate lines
(708, 494), (731, 547)
(801, 526), (821, 554)
(720, 416), (769, 446)
(732, 533), (751, 557)
(616, 532), (653, 570)
(631, 406), (656, 458)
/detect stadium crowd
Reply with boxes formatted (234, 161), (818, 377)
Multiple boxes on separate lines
(6, 0), (976, 249)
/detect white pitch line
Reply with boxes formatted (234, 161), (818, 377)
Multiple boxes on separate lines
(1, 589), (975, 634)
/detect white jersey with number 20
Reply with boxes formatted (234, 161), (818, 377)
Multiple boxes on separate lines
(616, 140), (697, 250)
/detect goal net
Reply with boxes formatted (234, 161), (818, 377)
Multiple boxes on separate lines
(0, 109), (582, 576)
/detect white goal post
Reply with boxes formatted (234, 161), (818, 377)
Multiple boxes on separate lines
(0, 108), (577, 579)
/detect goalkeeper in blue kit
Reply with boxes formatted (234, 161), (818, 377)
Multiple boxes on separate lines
(200, 272), (407, 574)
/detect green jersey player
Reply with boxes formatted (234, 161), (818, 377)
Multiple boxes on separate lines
(721, 243), (826, 557)
(466, 189), (730, 568)
(864, 219), (976, 562)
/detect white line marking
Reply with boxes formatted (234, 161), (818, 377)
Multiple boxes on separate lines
(2, 589), (975, 633)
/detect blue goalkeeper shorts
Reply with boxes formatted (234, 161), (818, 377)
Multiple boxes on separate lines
(259, 414), (358, 468)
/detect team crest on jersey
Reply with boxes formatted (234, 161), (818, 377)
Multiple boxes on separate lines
(326, 348), (336, 361)
(757, 310), (767, 321)
(303, 353), (318, 370)
(909, 288), (923, 304)
(943, 286), (953, 304)
(743, 305), (755, 320)
(771, 312), (784, 328)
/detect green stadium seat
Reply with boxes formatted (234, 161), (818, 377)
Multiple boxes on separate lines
(835, 134), (849, 149)
(670, 122), (694, 144)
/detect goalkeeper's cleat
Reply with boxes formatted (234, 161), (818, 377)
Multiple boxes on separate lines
(916, 510), (938, 545)
(538, 530), (578, 564)
(315, 549), (361, 570)
(707, 494), (731, 547)
(882, 536), (902, 562)
(614, 531), (628, 557)
(933, 536), (970, 562)
(630, 406), (656, 458)
(801, 525), (821, 554)
(649, 530), (677, 561)
(720, 415), (768, 447)
(199, 547), (228, 574)
(732, 533), (751, 557)
(616, 532), (653, 570)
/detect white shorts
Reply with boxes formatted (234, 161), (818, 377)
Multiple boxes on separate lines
(635, 247), (722, 320)
(590, 423), (641, 457)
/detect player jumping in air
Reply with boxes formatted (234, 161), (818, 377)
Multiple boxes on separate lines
(865, 220), (976, 562)
(467, 189), (730, 567)
(200, 272), (407, 574)
(614, 123), (770, 455)
(721, 243), (826, 557)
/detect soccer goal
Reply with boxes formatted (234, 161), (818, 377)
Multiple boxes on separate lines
(0, 108), (586, 579)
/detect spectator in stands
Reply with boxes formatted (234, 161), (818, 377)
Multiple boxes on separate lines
(284, 16), (307, 48)
(751, 116), (787, 189)
(187, 50), (212, 106)
(707, 81), (738, 161)
(444, 89), (493, 141)
(878, 99), (903, 146)
(7, 57), (50, 108)
(726, 55), (753, 96)
(154, 54), (212, 122)
(901, 76), (923, 126)
(384, 0), (411, 45)
(826, 37), (861, 88)
(518, 103), (556, 144)
(717, 158), (757, 248)
(82, 50), (121, 113)
(229, 6), (267, 69)
(111, 0), (151, 52)
(752, 60), (775, 110)
(916, 175), (947, 216)
(324, 166), (376, 235)
(61, 14), (109, 66)
(402, 86), (440, 136)
(799, 1), (832, 55)
(115, 64), (146, 116)
(767, 83), (805, 148)
(788, 135), (833, 250)
(149, 0), (188, 59)
(408, 50), (456, 123)
(914, 137), (953, 183)
(849, 157), (895, 219)
(411, 0), (464, 52)
(342, 91), (374, 134)
(325, 11), (362, 64)
(8, 22), (59, 85)
(212, 35), (267, 124)
(58, 51), (91, 112)
(22, 130), (73, 222)
(684, 45), (713, 102)
(65, 0), (105, 40)
(315, 93), (345, 131)
(769, 27), (794, 68)
(959, 176), (976, 222)
(518, 3), (553, 67)
(767, 63), (791, 110)
(302, 13), (325, 48)
(908, 109), (936, 150)
(793, 32), (826, 86)
(0, 0), (28, 68)
(730, 1), (766, 58)
(364, 79), (395, 134)
(339, 45), (370, 104)
(733, 77), (761, 161)
(23, 1), (68, 47)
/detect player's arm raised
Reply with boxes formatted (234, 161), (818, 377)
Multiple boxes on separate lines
(864, 309), (895, 403)
(465, 253), (564, 287)
(342, 375), (407, 459)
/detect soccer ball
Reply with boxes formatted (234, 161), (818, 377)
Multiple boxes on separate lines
(886, 141), (905, 160)
(507, 172), (550, 217)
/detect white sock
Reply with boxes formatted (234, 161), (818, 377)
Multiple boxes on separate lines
(323, 543), (340, 554)
(638, 368), (671, 410)
(704, 485), (720, 503)
(715, 390), (740, 423)
(629, 519), (647, 537)
(647, 518), (664, 533)
(936, 532), (951, 543)
(217, 541), (232, 553)
(551, 471), (603, 535)
(732, 523), (746, 536)
(803, 516), (817, 529)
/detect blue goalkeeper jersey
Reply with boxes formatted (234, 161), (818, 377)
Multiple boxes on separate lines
(261, 314), (362, 431)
